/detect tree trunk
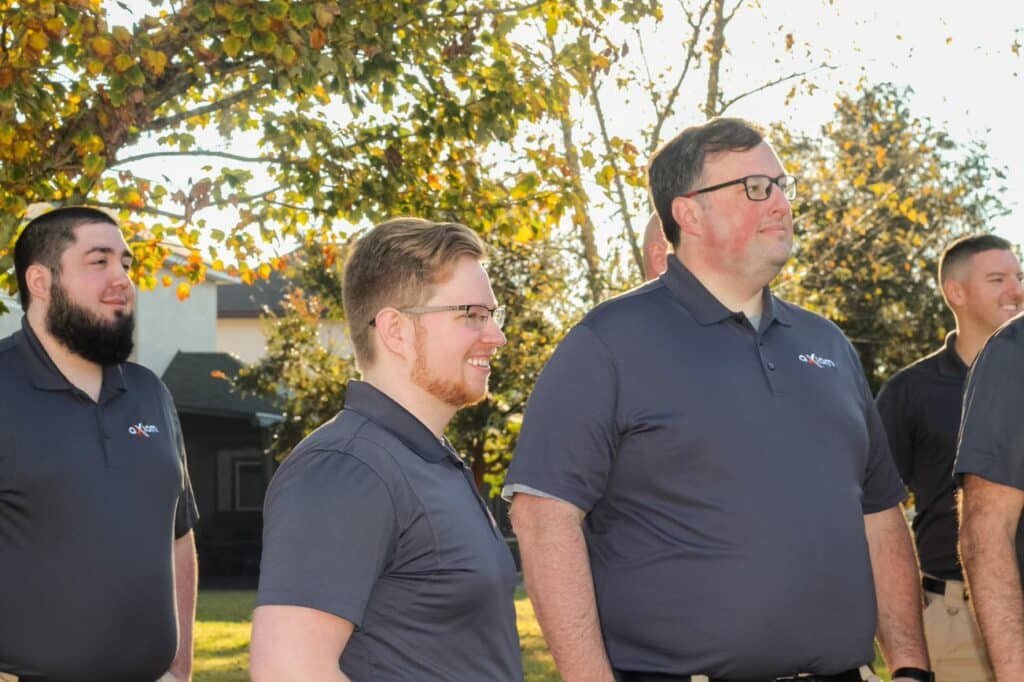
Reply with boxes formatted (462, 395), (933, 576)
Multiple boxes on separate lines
(704, 0), (726, 118)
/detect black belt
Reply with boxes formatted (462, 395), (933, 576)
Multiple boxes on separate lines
(922, 575), (968, 600)
(616, 669), (863, 682)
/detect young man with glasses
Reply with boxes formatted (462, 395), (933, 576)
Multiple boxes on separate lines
(250, 217), (521, 681)
(507, 118), (931, 682)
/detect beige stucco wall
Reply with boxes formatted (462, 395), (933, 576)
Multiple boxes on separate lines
(134, 280), (218, 375)
(216, 317), (351, 364)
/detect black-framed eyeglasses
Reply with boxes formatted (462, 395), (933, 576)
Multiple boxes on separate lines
(682, 174), (797, 202)
(369, 304), (507, 330)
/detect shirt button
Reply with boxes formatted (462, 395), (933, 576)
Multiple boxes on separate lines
(767, 361), (776, 371)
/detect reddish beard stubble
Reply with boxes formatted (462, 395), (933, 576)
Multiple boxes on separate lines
(410, 318), (488, 409)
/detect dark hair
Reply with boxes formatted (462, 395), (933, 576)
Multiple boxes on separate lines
(342, 217), (486, 369)
(14, 206), (119, 311)
(647, 117), (764, 247)
(939, 233), (1014, 284)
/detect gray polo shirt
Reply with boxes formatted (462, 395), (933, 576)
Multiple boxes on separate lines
(505, 256), (906, 679)
(0, 318), (199, 682)
(257, 380), (523, 681)
(954, 314), (1024, 587)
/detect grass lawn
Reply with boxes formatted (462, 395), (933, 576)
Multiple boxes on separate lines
(194, 588), (558, 681)
(194, 589), (885, 681)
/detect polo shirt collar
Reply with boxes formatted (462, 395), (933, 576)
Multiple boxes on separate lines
(343, 380), (452, 463)
(17, 316), (128, 399)
(937, 331), (968, 377)
(660, 256), (792, 328)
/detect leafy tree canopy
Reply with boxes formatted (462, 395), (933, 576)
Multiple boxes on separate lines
(776, 81), (1009, 389)
(0, 0), (651, 310)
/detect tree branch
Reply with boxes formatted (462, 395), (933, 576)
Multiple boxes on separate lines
(648, 0), (712, 154)
(718, 63), (838, 114)
(113, 149), (283, 167)
(589, 76), (644, 277)
(430, 0), (546, 19)
(149, 82), (268, 130)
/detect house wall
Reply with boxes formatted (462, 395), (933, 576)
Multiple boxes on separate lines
(135, 281), (218, 375)
(0, 294), (19, 337)
(216, 317), (352, 364)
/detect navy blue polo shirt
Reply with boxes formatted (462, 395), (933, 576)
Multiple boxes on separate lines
(506, 256), (906, 679)
(257, 380), (523, 681)
(876, 332), (968, 581)
(954, 315), (1024, 588)
(0, 318), (199, 682)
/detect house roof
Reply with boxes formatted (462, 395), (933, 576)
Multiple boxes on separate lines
(217, 271), (291, 318)
(161, 351), (283, 426)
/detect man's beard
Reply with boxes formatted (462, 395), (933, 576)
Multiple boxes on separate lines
(410, 320), (487, 409)
(46, 280), (135, 365)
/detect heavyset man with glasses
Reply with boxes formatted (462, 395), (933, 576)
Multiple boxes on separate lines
(250, 218), (522, 681)
(506, 118), (932, 682)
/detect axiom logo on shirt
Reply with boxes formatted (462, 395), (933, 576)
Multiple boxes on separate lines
(128, 422), (160, 438)
(798, 353), (837, 369)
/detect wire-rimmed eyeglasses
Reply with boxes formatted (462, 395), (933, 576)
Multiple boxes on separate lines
(682, 174), (797, 202)
(369, 304), (507, 330)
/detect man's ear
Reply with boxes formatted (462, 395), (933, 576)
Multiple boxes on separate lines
(24, 263), (53, 308)
(942, 278), (964, 308)
(645, 239), (669, 279)
(671, 195), (702, 239)
(372, 308), (410, 359)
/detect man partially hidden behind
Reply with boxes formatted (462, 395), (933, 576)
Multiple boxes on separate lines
(250, 218), (522, 681)
(876, 234), (1022, 681)
(506, 118), (932, 682)
(0, 207), (199, 682)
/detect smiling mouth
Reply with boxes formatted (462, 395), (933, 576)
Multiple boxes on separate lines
(467, 358), (490, 369)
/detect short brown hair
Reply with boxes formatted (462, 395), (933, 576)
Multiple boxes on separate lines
(648, 117), (764, 248)
(342, 217), (486, 369)
(938, 233), (1014, 284)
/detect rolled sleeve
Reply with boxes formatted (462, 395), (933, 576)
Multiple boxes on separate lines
(505, 324), (618, 513)
(256, 450), (397, 626)
(955, 337), (1024, 491)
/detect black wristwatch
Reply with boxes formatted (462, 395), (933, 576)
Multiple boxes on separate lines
(891, 668), (935, 682)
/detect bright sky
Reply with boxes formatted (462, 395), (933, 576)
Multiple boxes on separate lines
(708, 0), (1024, 243)
(107, 1), (1024, 248)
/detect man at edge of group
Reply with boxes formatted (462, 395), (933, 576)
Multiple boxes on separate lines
(954, 296), (1024, 676)
(249, 218), (523, 681)
(0, 206), (198, 682)
(876, 234), (1022, 681)
(505, 117), (932, 682)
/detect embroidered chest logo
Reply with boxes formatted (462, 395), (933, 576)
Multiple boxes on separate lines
(128, 422), (160, 438)
(798, 352), (837, 369)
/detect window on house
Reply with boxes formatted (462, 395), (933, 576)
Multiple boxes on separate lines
(217, 450), (268, 512)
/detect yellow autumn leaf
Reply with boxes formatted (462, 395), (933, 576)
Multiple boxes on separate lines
(26, 30), (48, 51)
(141, 49), (168, 77)
(258, 263), (272, 279)
(162, 275), (173, 287)
(86, 59), (105, 76)
(175, 282), (191, 301)
(223, 35), (243, 58)
(113, 54), (134, 73)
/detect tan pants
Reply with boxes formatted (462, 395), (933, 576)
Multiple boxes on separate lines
(923, 579), (995, 682)
(689, 667), (879, 681)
